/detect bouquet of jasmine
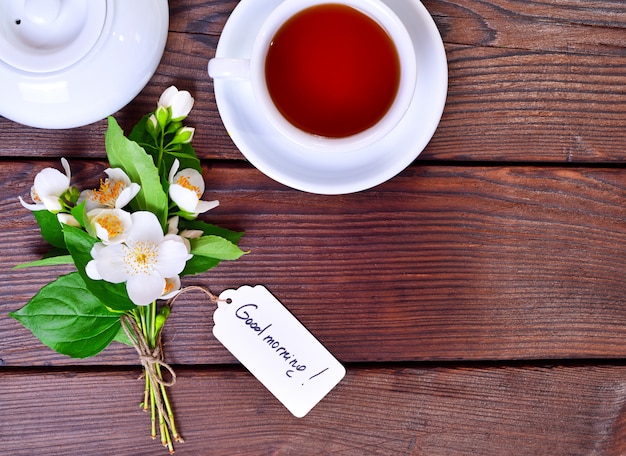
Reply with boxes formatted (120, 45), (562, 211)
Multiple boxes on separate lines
(11, 87), (246, 453)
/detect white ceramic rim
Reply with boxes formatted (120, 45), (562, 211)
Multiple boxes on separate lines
(0, 0), (168, 129)
(249, 0), (417, 153)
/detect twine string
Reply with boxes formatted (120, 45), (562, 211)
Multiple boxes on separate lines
(168, 285), (225, 307)
(120, 314), (176, 429)
(119, 287), (225, 432)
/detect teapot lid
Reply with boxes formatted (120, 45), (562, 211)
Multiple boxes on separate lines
(0, 0), (168, 129)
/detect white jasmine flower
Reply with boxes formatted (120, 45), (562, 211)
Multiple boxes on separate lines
(180, 228), (204, 241)
(166, 215), (203, 252)
(167, 216), (203, 239)
(80, 168), (140, 212)
(161, 276), (182, 300)
(85, 211), (192, 306)
(57, 213), (81, 227)
(166, 216), (180, 235)
(87, 208), (132, 245)
(158, 86), (194, 121)
(168, 159), (219, 217)
(20, 158), (72, 212)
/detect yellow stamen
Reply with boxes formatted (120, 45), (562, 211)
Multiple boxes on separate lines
(31, 188), (42, 203)
(98, 214), (124, 238)
(176, 175), (201, 198)
(123, 241), (158, 276)
(163, 280), (175, 295)
(89, 179), (125, 207)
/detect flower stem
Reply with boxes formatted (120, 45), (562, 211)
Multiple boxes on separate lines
(157, 364), (183, 442)
(156, 124), (166, 172)
(143, 375), (150, 412)
(150, 379), (157, 439)
(149, 301), (157, 347)
(124, 303), (181, 453)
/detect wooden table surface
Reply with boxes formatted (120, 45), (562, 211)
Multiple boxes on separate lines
(2, 1), (626, 454)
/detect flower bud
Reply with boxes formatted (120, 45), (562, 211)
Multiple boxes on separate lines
(57, 213), (81, 227)
(63, 186), (81, 205)
(146, 114), (158, 136)
(155, 105), (170, 128)
(155, 305), (171, 334)
(158, 86), (194, 121)
(171, 126), (195, 145)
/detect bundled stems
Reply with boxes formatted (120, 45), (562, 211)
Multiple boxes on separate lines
(122, 304), (182, 454)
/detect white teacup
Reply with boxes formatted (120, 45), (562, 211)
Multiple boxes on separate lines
(208, 0), (417, 152)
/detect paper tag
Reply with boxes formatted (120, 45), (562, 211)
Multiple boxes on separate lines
(213, 285), (345, 417)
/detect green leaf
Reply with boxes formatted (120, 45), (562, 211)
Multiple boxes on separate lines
(63, 225), (136, 311)
(41, 247), (71, 259)
(179, 220), (245, 245)
(70, 201), (87, 228)
(182, 234), (247, 276)
(105, 117), (169, 226)
(13, 255), (73, 269)
(181, 256), (221, 276)
(9, 273), (121, 358)
(127, 115), (162, 169)
(33, 210), (65, 249)
(166, 143), (202, 174)
(190, 235), (247, 260)
(128, 114), (156, 149)
(113, 323), (133, 347)
(179, 222), (246, 276)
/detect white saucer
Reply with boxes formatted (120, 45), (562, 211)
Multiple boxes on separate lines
(212, 0), (447, 194)
(0, 0), (168, 129)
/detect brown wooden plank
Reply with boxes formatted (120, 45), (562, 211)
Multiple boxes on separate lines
(432, 44), (626, 163)
(1, 160), (624, 366)
(427, 0), (626, 55)
(2, 364), (626, 455)
(1, 2), (626, 162)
